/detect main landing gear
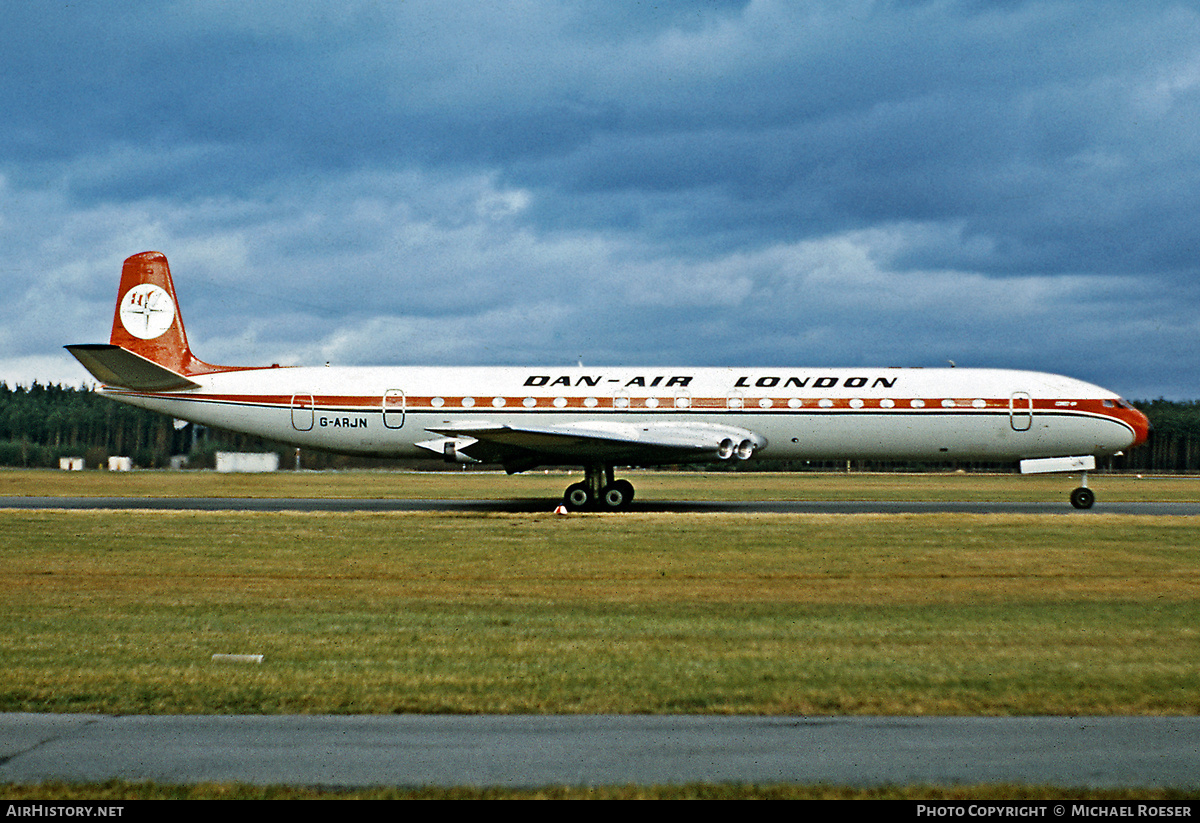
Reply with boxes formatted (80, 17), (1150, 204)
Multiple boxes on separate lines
(563, 464), (635, 512)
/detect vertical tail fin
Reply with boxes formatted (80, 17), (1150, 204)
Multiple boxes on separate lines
(109, 251), (219, 376)
(67, 251), (245, 390)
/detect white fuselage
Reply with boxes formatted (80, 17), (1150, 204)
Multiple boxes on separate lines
(102, 364), (1144, 466)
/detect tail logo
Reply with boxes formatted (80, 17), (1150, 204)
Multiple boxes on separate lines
(119, 284), (176, 340)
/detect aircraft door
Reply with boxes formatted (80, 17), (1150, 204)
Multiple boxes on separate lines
(291, 394), (315, 432)
(1009, 392), (1032, 432)
(383, 389), (406, 429)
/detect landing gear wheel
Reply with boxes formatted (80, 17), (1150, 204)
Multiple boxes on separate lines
(614, 479), (634, 505)
(564, 483), (593, 512)
(563, 470), (636, 512)
(1070, 487), (1095, 510)
(600, 480), (634, 511)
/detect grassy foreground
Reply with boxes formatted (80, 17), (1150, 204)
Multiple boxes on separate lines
(3, 471), (1197, 798)
(1, 506), (1197, 716)
(4, 780), (1196, 801)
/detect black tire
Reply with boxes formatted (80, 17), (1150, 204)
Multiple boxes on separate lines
(600, 482), (631, 511)
(614, 479), (634, 504)
(564, 482), (593, 511)
(1070, 487), (1095, 509)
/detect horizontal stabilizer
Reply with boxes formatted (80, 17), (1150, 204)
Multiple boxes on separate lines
(65, 344), (201, 391)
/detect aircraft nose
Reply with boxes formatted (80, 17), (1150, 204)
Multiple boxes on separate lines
(1126, 404), (1151, 448)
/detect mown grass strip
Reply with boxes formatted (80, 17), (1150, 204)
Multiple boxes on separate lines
(3, 779), (1198, 800)
(2, 510), (1197, 716)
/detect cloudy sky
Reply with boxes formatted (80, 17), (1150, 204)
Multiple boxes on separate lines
(3, 1), (1198, 399)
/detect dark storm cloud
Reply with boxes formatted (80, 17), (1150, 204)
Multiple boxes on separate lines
(1, 1), (1197, 398)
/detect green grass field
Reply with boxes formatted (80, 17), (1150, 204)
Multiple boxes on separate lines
(2, 471), (1197, 715)
(2, 470), (1198, 798)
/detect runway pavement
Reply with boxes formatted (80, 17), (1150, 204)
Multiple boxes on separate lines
(3, 495), (1200, 515)
(3, 714), (1199, 789)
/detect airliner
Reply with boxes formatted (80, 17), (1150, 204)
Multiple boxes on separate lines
(67, 251), (1150, 511)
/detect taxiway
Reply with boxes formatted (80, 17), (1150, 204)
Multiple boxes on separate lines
(3, 714), (1199, 789)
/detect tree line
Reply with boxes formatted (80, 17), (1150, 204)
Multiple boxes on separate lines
(0, 382), (285, 470)
(1, 382), (1198, 472)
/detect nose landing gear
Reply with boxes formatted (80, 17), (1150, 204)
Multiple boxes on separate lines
(1070, 474), (1095, 510)
(1019, 455), (1099, 510)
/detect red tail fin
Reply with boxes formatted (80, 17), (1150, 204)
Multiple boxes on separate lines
(109, 251), (220, 376)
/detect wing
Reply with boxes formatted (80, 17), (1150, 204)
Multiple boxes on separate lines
(419, 420), (767, 473)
